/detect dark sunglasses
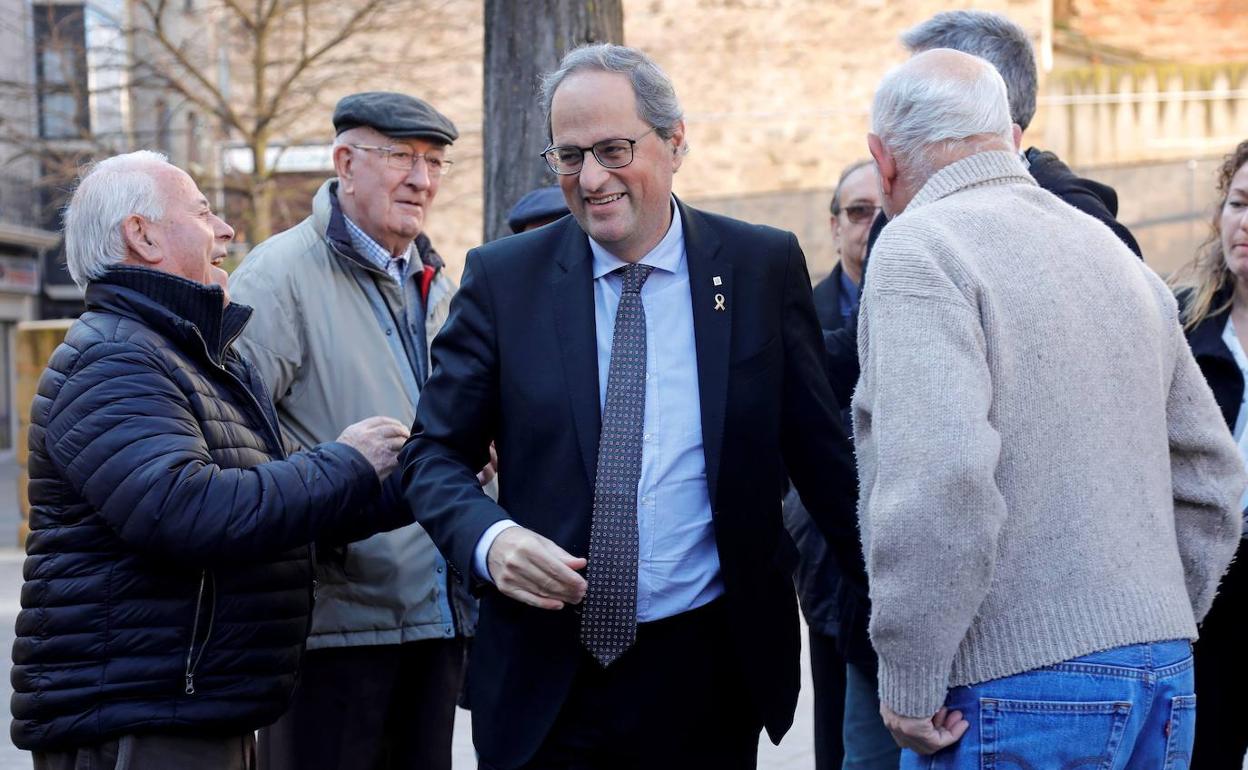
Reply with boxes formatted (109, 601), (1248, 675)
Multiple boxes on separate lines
(841, 204), (881, 225)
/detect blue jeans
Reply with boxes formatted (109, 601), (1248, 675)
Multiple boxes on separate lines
(843, 662), (901, 770)
(902, 640), (1196, 770)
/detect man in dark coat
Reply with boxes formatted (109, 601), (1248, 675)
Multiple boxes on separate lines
(11, 151), (411, 769)
(401, 44), (863, 770)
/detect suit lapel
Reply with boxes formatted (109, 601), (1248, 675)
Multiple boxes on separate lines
(551, 220), (602, 489)
(679, 199), (731, 510)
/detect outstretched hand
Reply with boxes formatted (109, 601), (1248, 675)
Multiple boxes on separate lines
(487, 526), (587, 610)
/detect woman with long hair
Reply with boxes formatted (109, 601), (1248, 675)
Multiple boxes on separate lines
(1169, 138), (1248, 769)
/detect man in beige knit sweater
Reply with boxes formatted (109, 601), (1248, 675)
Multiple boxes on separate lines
(855, 49), (1245, 768)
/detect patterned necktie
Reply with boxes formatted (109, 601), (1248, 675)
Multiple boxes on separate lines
(581, 263), (655, 667)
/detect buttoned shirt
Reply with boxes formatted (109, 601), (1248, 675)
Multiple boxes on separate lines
(474, 201), (724, 621)
(344, 213), (411, 285)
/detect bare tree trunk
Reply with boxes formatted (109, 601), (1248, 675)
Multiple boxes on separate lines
(482, 0), (623, 243)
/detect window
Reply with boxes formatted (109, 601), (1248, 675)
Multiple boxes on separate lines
(32, 4), (89, 139)
(187, 111), (201, 165)
(156, 99), (171, 154)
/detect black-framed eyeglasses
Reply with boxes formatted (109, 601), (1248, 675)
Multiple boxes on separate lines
(540, 127), (657, 175)
(350, 144), (454, 178)
(840, 204), (881, 225)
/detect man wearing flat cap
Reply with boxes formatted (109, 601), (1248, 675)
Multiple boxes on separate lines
(230, 91), (480, 770)
(506, 185), (570, 234)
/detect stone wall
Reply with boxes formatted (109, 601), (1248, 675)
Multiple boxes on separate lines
(1041, 62), (1248, 168)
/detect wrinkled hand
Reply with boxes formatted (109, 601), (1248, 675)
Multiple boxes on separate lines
(477, 442), (498, 487)
(881, 704), (968, 755)
(336, 416), (410, 481)
(487, 526), (587, 610)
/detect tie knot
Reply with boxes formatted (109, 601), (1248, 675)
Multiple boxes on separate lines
(618, 264), (655, 294)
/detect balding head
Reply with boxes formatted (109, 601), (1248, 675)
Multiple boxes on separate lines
(867, 48), (1018, 216)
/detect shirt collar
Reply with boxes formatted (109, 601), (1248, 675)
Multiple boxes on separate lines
(590, 197), (684, 280)
(342, 211), (414, 272)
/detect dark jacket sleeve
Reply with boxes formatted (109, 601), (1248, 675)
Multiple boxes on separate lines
(43, 341), (382, 566)
(779, 233), (867, 589)
(1026, 147), (1143, 258)
(400, 249), (510, 584)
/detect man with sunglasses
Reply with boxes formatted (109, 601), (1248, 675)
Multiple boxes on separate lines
(229, 92), (479, 770)
(401, 44), (864, 769)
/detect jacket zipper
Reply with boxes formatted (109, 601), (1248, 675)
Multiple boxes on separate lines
(192, 327), (285, 458)
(189, 329), (320, 651)
(184, 570), (217, 695)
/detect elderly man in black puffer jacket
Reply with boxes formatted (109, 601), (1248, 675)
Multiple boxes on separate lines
(11, 151), (412, 770)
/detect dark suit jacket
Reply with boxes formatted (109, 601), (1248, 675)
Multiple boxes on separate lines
(400, 199), (862, 769)
(1183, 286), (1242, 430)
(819, 262), (860, 406)
(811, 261), (853, 333)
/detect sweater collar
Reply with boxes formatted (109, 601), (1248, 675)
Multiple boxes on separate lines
(905, 150), (1037, 215)
(85, 266), (253, 366)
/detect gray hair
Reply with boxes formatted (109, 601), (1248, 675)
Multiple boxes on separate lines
(871, 49), (1013, 180)
(901, 10), (1038, 132)
(539, 44), (683, 140)
(63, 150), (169, 289)
(830, 159), (876, 215)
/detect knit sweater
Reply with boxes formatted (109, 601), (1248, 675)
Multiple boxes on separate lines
(853, 150), (1245, 718)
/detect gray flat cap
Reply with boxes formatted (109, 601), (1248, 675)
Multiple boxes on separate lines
(333, 92), (458, 144)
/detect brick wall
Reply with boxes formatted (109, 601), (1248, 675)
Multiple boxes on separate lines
(1064, 0), (1248, 63)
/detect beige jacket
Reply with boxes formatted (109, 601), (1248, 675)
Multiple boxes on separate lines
(229, 179), (473, 647)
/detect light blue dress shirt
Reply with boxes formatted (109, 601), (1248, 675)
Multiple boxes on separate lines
(474, 202), (724, 621)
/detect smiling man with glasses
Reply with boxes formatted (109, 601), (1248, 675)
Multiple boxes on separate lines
(401, 43), (865, 770)
(229, 91), (480, 770)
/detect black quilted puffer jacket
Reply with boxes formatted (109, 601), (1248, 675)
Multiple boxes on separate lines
(11, 267), (400, 751)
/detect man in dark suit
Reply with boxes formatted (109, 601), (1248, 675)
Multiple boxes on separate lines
(400, 43), (862, 770)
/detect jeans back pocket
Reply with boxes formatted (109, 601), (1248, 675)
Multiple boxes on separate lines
(1163, 694), (1196, 770)
(981, 698), (1132, 770)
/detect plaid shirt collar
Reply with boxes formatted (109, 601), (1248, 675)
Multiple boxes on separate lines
(342, 214), (414, 285)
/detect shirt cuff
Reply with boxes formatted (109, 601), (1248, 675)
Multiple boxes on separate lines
(473, 519), (520, 583)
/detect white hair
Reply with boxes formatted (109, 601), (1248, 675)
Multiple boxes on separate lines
(63, 150), (169, 289)
(871, 49), (1013, 180)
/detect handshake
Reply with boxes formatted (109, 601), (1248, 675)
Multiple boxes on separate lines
(336, 417), (497, 486)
